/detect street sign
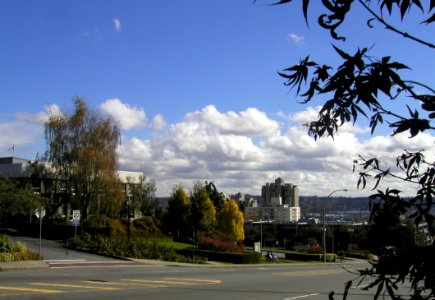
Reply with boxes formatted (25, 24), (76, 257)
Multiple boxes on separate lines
(72, 210), (80, 227)
(35, 208), (46, 219)
(254, 242), (261, 253)
(72, 210), (80, 221)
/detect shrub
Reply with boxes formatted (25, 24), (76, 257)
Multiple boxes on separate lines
(107, 218), (126, 236)
(304, 243), (321, 254)
(86, 215), (106, 227)
(0, 234), (42, 261)
(178, 249), (261, 264)
(0, 252), (14, 262)
(12, 241), (27, 253)
(197, 231), (245, 253)
(285, 251), (322, 262)
(0, 234), (13, 253)
(345, 251), (371, 260)
(133, 217), (162, 237)
(11, 251), (41, 261)
(66, 235), (206, 263)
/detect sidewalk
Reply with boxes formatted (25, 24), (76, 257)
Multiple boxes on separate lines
(0, 257), (368, 271)
(0, 260), (48, 271)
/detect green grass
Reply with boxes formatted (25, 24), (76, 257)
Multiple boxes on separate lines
(155, 241), (195, 250)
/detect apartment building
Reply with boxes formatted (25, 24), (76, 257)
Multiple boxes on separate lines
(245, 177), (301, 222)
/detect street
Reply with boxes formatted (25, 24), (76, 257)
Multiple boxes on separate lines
(0, 238), (402, 299)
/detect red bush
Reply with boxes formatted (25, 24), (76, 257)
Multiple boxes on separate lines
(197, 231), (245, 253)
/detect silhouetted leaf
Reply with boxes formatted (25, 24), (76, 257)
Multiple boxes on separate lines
(302, 0), (309, 25)
(271, 0), (293, 4)
(314, 65), (331, 81)
(332, 45), (351, 59)
(401, 0), (411, 20)
(421, 12), (435, 23)
(380, 0), (395, 14)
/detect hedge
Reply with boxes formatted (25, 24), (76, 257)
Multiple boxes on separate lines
(177, 249), (261, 264)
(285, 251), (336, 262)
(344, 251), (372, 260)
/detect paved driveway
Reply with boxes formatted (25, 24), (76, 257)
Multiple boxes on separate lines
(11, 236), (121, 262)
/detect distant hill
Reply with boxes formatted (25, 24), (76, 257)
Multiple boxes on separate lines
(300, 196), (370, 215)
(157, 195), (371, 216)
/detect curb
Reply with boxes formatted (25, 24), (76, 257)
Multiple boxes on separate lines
(0, 258), (368, 271)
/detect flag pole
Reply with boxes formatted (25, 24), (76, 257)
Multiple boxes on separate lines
(8, 144), (15, 157)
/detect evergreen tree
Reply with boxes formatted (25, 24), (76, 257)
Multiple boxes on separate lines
(190, 181), (216, 234)
(167, 185), (190, 238)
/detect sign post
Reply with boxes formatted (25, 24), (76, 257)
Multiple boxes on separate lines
(35, 207), (46, 257)
(72, 210), (80, 236)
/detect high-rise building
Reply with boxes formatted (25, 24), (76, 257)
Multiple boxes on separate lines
(261, 177), (299, 207)
(244, 177), (300, 222)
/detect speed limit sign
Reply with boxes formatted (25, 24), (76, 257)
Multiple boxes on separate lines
(72, 210), (80, 221)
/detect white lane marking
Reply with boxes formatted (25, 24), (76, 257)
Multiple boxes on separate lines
(44, 259), (86, 262)
(284, 293), (319, 300)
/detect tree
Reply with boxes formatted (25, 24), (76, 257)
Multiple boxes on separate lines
(190, 181), (216, 235)
(0, 177), (44, 222)
(217, 199), (245, 242)
(44, 97), (122, 222)
(129, 175), (158, 217)
(167, 184), (190, 238)
(205, 181), (225, 212)
(256, 1), (434, 299)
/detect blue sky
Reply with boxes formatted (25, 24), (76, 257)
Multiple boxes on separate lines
(1, 1), (433, 197)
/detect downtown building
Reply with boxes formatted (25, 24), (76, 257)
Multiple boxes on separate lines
(245, 177), (300, 222)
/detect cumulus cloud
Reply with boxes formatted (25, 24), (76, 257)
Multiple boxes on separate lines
(3, 103), (433, 198)
(185, 105), (280, 136)
(288, 33), (305, 44)
(14, 104), (61, 124)
(152, 114), (166, 131)
(0, 121), (42, 151)
(100, 98), (147, 130)
(113, 18), (121, 32)
(115, 105), (434, 198)
(0, 104), (61, 156)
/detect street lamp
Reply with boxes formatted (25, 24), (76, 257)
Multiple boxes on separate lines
(260, 217), (262, 249)
(323, 189), (348, 262)
(126, 196), (130, 243)
(260, 212), (268, 249)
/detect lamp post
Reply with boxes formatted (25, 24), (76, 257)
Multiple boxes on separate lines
(126, 196), (130, 243)
(260, 212), (268, 249)
(323, 189), (347, 262)
(260, 217), (262, 249)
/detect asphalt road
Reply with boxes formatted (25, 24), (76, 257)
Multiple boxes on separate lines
(11, 236), (126, 263)
(0, 237), (409, 299)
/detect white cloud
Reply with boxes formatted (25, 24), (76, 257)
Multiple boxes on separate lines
(0, 105), (60, 156)
(152, 114), (166, 131)
(100, 98), (147, 130)
(115, 105), (434, 198)
(3, 103), (433, 199)
(185, 105), (280, 136)
(14, 104), (61, 124)
(113, 18), (121, 32)
(81, 26), (101, 40)
(288, 33), (305, 44)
